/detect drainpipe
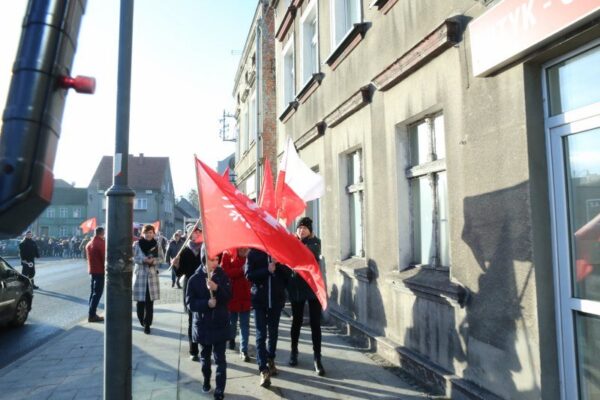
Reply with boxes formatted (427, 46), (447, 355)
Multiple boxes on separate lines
(255, 3), (263, 197)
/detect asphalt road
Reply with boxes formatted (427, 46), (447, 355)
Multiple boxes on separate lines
(0, 257), (98, 369)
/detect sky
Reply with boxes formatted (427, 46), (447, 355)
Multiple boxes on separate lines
(0, 1), (257, 197)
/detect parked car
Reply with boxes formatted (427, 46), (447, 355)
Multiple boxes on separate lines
(0, 256), (33, 326)
(0, 239), (20, 257)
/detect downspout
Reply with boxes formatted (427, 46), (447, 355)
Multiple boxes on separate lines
(255, 2), (263, 198)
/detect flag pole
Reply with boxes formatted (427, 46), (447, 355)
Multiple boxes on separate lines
(167, 218), (200, 272)
(193, 155), (215, 300)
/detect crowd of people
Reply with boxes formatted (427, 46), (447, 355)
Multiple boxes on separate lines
(14, 234), (90, 259)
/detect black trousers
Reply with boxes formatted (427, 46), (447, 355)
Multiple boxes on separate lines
(290, 298), (322, 359)
(182, 276), (199, 356)
(136, 282), (154, 327)
(200, 341), (227, 395)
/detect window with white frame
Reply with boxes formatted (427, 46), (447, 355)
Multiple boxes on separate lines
(59, 207), (68, 218)
(406, 114), (450, 268)
(46, 207), (55, 218)
(331, 0), (361, 48)
(249, 91), (257, 144)
(282, 37), (295, 108)
(59, 226), (68, 237)
(346, 149), (364, 257)
(301, 1), (319, 84)
(134, 198), (148, 210)
(73, 208), (81, 218)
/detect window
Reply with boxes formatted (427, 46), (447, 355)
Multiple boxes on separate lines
(73, 208), (81, 218)
(59, 208), (68, 218)
(134, 198), (148, 210)
(102, 197), (107, 210)
(282, 37), (295, 107)
(59, 226), (68, 237)
(406, 114), (450, 267)
(301, 1), (319, 84)
(346, 149), (364, 257)
(249, 91), (257, 144)
(331, 0), (361, 48)
(241, 109), (249, 153)
(46, 207), (55, 218)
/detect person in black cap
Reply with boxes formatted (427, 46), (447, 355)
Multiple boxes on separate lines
(286, 217), (325, 376)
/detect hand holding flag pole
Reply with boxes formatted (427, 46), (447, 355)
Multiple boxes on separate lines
(168, 218), (201, 272)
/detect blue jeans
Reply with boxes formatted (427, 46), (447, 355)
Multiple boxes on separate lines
(89, 273), (105, 317)
(200, 340), (227, 395)
(254, 306), (282, 372)
(230, 311), (250, 353)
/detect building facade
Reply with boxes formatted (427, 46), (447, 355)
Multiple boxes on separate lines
(233, 1), (278, 200)
(268, 0), (600, 399)
(31, 179), (87, 238)
(88, 154), (177, 237)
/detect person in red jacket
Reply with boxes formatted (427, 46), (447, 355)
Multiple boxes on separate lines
(221, 247), (251, 361)
(86, 227), (106, 323)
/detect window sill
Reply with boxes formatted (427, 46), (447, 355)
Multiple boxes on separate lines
(296, 73), (325, 104)
(276, 5), (297, 42)
(278, 100), (299, 123)
(387, 266), (469, 308)
(369, 0), (399, 14)
(325, 23), (370, 71)
(335, 257), (372, 283)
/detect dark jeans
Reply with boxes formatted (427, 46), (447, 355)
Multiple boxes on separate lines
(291, 299), (322, 359)
(171, 268), (177, 285)
(188, 311), (199, 356)
(254, 306), (282, 372)
(88, 273), (105, 317)
(200, 341), (227, 395)
(136, 282), (153, 327)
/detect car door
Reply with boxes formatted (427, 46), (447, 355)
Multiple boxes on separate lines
(0, 258), (16, 321)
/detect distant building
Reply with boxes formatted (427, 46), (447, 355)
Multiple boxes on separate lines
(88, 153), (176, 237)
(174, 197), (200, 233)
(217, 153), (236, 184)
(31, 180), (87, 238)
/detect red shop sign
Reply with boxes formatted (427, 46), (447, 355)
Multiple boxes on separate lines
(470, 0), (600, 77)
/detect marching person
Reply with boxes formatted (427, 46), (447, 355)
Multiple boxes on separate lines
(132, 224), (163, 334)
(19, 230), (40, 289)
(185, 246), (231, 400)
(171, 225), (203, 361)
(86, 227), (106, 323)
(287, 217), (325, 376)
(166, 230), (185, 288)
(245, 249), (288, 388)
(221, 247), (251, 362)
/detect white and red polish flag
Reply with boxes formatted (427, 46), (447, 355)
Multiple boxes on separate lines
(80, 217), (97, 234)
(275, 137), (325, 224)
(195, 156), (327, 309)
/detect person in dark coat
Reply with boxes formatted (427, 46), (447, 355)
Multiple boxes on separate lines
(172, 226), (203, 360)
(19, 231), (40, 289)
(185, 247), (231, 400)
(287, 217), (325, 376)
(245, 249), (289, 388)
(221, 247), (251, 361)
(166, 230), (185, 288)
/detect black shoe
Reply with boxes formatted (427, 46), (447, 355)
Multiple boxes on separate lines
(228, 340), (235, 350)
(144, 325), (151, 334)
(190, 354), (199, 362)
(171, 282), (175, 288)
(288, 352), (298, 366)
(240, 351), (250, 362)
(214, 390), (224, 400)
(32, 285), (39, 290)
(88, 315), (104, 323)
(314, 359), (325, 376)
(202, 380), (211, 393)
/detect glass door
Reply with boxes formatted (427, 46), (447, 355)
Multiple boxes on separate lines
(545, 42), (600, 400)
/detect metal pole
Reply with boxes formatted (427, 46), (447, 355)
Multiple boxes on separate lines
(104, 1), (135, 399)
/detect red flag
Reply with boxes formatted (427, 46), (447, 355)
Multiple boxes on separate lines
(195, 157), (327, 309)
(80, 217), (97, 234)
(258, 158), (277, 217)
(152, 220), (161, 232)
(222, 166), (230, 180)
(275, 137), (325, 224)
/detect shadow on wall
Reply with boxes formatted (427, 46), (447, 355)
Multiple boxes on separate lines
(459, 181), (540, 399)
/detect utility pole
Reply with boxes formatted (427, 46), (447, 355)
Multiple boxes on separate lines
(104, 1), (135, 399)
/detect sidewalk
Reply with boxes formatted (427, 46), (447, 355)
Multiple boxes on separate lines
(0, 269), (435, 400)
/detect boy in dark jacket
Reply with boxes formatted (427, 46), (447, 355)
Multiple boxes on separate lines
(185, 246), (232, 400)
(245, 249), (289, 387)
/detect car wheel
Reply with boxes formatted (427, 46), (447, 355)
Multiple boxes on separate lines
(11, 297), (30, 327)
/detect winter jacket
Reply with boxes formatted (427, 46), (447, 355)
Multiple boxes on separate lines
(86, 236), (106, 274)
(165, 238), (185, 265)
(287, 235), (321, 303)
(132, 240), (163, 302)
(221, 250), (251, 313)
(19, 238), (39, 262)
(244, 249), (289, 310)
(185, 265), (232, 345)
